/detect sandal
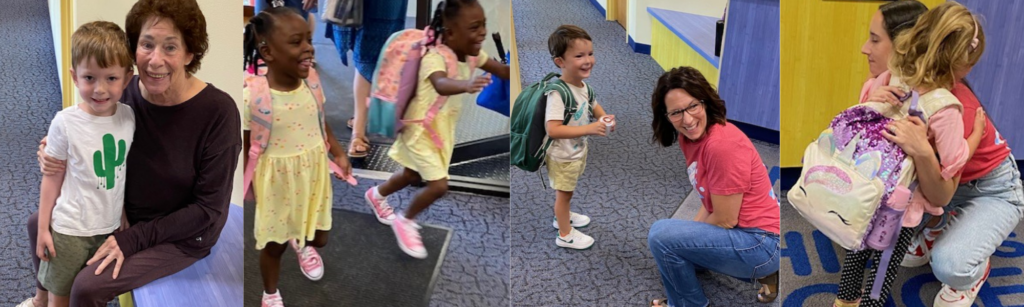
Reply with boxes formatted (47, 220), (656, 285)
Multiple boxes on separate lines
(348, 136), (369, 158)
(757, 271), (779, 303)
(650, 298), (668, 307)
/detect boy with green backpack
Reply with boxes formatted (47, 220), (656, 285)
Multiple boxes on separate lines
(510, 25), (615, 250)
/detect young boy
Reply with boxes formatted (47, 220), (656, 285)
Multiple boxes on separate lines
(545, 25), (615, 250)
(33, 21), (135, 307)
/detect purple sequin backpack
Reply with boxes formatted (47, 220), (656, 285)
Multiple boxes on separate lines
(788, 86), (961, 251)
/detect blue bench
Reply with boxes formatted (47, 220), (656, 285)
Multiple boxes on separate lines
(125, 204), (243, 306)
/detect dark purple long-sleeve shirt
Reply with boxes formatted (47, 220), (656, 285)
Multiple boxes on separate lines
(112, 76), (241, 258)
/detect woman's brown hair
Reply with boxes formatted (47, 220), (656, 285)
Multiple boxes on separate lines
(125, 0), (209, 75)
(651, 67), (728, 147)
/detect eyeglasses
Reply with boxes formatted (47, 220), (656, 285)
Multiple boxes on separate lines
(666, 100), (704, 121)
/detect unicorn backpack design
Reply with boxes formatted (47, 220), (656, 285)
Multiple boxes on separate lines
(366, 27), (477, 148)
(788, 85), (961, 252)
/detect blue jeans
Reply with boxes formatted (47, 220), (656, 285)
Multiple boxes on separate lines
(648, 220), (780, 307)
(927, 155), (1024, 289)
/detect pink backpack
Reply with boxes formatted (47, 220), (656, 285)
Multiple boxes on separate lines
(242, 67), (356, 197)
(366, 27), (477, 148)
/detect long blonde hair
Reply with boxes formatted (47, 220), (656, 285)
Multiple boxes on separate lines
(889, 1), (985, 90)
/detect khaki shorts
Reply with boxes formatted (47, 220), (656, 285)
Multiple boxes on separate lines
(38, 231), (108, 296)
(546, 153), (587, 191)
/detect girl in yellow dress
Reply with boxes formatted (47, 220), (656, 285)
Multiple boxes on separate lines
(363, 0), (510, 259)
(242, 7), (352, 307)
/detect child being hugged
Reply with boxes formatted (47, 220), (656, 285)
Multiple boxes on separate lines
(834, 3), (985, 306)
(242, 7), (353, 307)
(35, 21), (136, 307)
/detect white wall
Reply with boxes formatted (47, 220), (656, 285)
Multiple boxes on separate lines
(69, 0), (245, 206)
(49, 0), (63, 98)
(628, 0), (727, 45)
(404, 0), (511, 64)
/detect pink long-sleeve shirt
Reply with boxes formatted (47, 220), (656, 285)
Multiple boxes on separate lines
(860, 72), (968, 227)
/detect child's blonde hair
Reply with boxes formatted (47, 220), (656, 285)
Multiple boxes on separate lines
(71, 21), (134, 72)
(889, 1), (984, 90)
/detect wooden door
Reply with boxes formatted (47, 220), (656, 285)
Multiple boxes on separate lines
(615, 0), (628, 29)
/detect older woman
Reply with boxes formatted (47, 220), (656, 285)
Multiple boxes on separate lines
(647, 67), (780, 307)
(21, 1), (239, 306)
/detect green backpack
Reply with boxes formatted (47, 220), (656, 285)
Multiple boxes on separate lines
(510, 73), (595, 172)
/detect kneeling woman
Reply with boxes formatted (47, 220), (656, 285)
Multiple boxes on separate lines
(647, 67), (781, 307)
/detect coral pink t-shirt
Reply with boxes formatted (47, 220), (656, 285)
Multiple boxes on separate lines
(952, 82), (1011, 182)
(680, 122), (780, 234)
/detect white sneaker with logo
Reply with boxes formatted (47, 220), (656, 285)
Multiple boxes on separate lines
(556, 228), (595, 250)
(552, 211), (591, 229)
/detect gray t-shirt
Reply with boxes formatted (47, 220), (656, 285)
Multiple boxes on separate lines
(544, 81), (594, 162)
(45, 103), (135, 236)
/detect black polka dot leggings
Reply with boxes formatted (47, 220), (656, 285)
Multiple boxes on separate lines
(836, 227), (915, 306)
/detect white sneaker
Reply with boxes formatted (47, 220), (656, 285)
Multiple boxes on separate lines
(262, 291), (285, 307)
(552, 211), (591, 229)
(934, 259), (990, 307)
(556, 228), (595, 250)
(16, 298), (37, 307)
(902, 227), (943, 267)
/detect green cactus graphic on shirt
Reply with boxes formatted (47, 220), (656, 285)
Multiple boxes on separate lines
(93, 133), (125, 190)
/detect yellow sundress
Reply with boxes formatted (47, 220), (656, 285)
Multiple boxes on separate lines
(243, 83), (333, 250)
(387, 49), (489, 181)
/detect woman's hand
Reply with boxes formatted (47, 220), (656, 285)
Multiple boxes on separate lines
(37, 229), (56, 261)
(87, 236), (126, 279)
(37, 137), (66, 175)
(882, 117), (933, 159)
(867, 86), (907, 107)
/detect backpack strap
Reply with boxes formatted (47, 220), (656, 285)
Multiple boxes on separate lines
(243, 75), (273, 197)
(304, 68), (353, 183)
(530, 77), (577, 161)
(913, 88), (963, 122)
(402, 46), (467, 149)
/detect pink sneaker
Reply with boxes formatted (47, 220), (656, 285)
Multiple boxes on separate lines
(262, 291), (284, 307)
(289, 240), (324, 281)
(364, 187), (396, 225)
(391, 215), (427, 259)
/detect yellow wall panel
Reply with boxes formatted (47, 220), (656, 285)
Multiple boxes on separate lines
(650, 18), (719, 86)
(780, 0), (942, 167)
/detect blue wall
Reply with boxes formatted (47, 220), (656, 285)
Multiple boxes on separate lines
(717, 0), (780, 131)
(957, 0), (1024, 155)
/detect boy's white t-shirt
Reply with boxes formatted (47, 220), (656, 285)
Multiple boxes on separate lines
(544, 81), (593, 163)
(44, 103), (135, 237)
